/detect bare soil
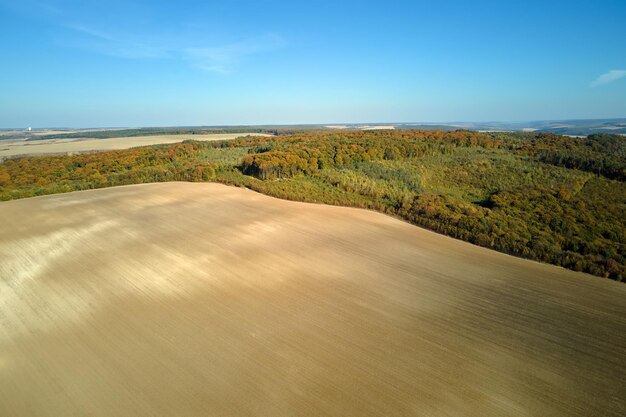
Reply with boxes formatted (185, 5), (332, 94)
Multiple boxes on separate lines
(0, 182), (624, 416)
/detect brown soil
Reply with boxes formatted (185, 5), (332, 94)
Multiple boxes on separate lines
(0, 182), (624, 416)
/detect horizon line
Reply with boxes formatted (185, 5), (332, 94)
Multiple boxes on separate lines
(2, 117), (626, 130)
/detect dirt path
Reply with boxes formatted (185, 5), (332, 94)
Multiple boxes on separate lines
(0, 182), (624, 416)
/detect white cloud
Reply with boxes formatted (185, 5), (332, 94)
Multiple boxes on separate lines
(57, 23), (284, 73)
(65, 25), (170, 59)
(184, 35), (284, 73)
(54, 23), (284, 73)
(6, 1), (285, 73)
(590, 70), (626, 87)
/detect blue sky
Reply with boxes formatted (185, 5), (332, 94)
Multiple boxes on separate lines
(1, 0), (625, 127)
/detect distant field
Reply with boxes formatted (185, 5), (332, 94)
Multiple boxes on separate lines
(326, 125), (395, 130)
(0, 133), (272, 158)
(0, 182), (624, 416)
(0, 128), (130, 140)
(0, 129), (72, 137)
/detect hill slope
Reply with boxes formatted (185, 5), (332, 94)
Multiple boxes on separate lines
(1, 183), (624, 416)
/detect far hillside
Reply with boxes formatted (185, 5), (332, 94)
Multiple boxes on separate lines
(0, 126), (330, 141)
(2, 118), (626, 141)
